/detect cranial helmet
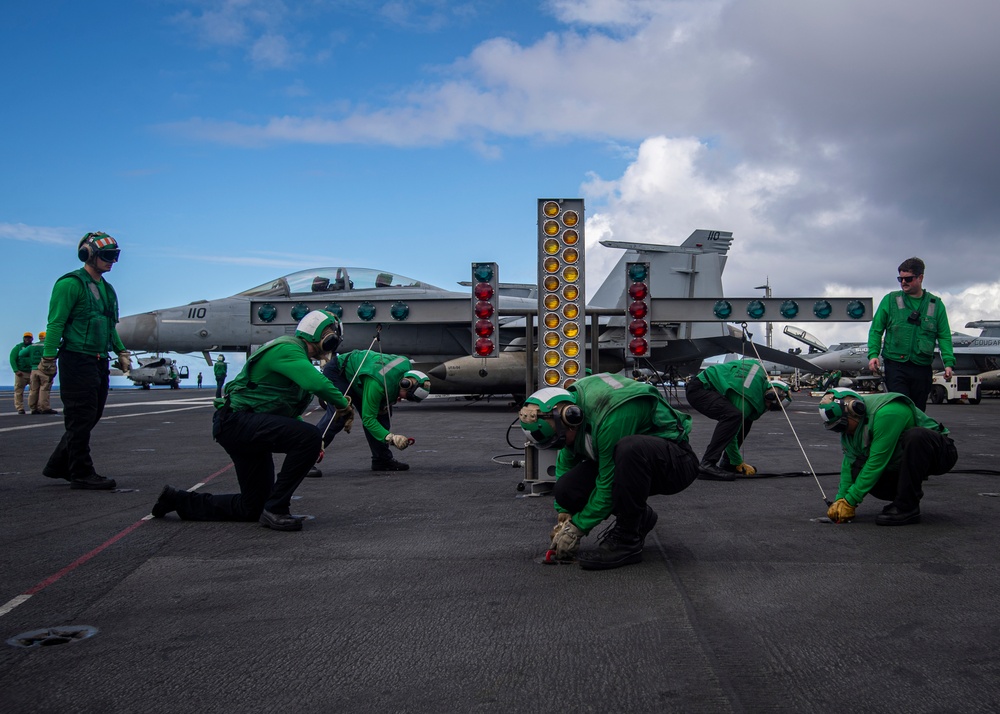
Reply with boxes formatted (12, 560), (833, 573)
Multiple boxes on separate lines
(78, 232), (120, 263)
(818, 388), (865, 432)
(401, 370), (431, 402)
(295, 310), (343, 353)
(764, 379), (792, 406)
(519, 387), (580, 449)
(38, 331), (46, 340)
(23, 332), (32, 339)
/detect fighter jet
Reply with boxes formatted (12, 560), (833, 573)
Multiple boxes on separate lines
(117, 236), (824, 398)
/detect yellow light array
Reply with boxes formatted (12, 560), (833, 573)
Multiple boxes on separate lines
(537, 199), (585, 389)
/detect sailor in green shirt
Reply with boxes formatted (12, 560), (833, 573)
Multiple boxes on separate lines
(684, 359), (792, 481)
(519, 373), (699, 570)
(40, 232), (130, 490)
(20, 331), (58, 414)
(313, 349), (431, 473)
(819, 387), (958, 526)
(867, 256), (955, 411)
(10, 332), (33, 414)
(151, 310), (352, 531)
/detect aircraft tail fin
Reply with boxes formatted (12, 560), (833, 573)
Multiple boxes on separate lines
(680, 230), (734, 255)
(966, 320), (1000, 337)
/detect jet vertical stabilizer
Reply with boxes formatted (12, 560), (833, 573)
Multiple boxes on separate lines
(590, 229), (734, 340)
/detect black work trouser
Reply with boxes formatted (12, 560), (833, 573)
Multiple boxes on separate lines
(315, 362), (393, 463)
(215, 378), (225, 399)
(553, 436), (700, 534)
(882, 359), (934, 412)
(867, 427), (958, 510)
(44, 350), (110, 480)
(174, 410), (321, 521)
(685, 379), (751, 466)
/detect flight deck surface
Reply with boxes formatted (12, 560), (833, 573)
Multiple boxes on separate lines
(1, 387), (999, 713)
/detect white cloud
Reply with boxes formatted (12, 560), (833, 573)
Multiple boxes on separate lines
(0, 223), (76, 245)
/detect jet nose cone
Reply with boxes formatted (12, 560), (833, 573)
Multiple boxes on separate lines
(117, 312), (159, 352)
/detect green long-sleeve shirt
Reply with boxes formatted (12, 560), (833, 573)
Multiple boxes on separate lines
(867, 290), (955, 368)
(44, 271), (125, 359)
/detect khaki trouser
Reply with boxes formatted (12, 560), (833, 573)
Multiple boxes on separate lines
(13, 371), (30, 411)
(28, 369), (53, 412)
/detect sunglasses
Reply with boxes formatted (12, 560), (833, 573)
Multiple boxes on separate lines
(96, 249), (120, 263)
(896, 274), (919, 283)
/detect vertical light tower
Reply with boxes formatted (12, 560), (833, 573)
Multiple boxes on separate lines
(537, 199), (586, 389)
(471, 262), (499, 358)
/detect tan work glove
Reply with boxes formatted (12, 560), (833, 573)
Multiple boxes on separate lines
(550, 520), (583, 560)
(735, 462), (757, 476)
(385, 433), (410, 450)
(549, 512), (572, 540)
(827, 498), (856, 523)
(38, 357), (57, 377)
(333, 397), (353, 433)
(115, 350), (132, 373)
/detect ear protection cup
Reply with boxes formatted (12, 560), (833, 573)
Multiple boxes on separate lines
(560, 404), (584, 427)
(400, 378), (414, 391)
(844, 398), (866, 417)
(78, 236), (95, 262)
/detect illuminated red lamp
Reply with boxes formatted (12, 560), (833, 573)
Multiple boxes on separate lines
(475, 337), (495, 356)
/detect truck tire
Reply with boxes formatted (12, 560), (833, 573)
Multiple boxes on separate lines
(930, 385), (946, 404)
(970, 386), (982, 405)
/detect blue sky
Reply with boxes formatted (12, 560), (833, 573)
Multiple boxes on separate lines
(4, 0), (1000, 385)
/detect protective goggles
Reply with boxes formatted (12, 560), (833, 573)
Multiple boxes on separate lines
(96, 248), (120, 263)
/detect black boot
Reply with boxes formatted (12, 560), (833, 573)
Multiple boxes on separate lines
(372, 459), (409, 471)
(638, 505), (658, 546)
(577, 522), (644, 571)
(151, 485), (183, 518)
(698, 460), (735, 481)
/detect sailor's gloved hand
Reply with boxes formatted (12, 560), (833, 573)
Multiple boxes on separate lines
(333, 397), (353, 432)
(116, 350), (132, 373)
(38, 357), (57, 377)
(385, 433), (410, 450)
(827, 498), (856, 523)
(549, 512), (572, 540)
(867, 358), (880, 373)
(735, 462), (757, 476)
(550, 520), (583, 560)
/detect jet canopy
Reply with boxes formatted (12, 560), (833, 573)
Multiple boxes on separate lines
(237, 268), (440, 298)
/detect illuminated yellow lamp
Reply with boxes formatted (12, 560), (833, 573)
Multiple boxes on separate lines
(543, 257), (560, 273)
(543, 275), (560, 292)
(544, 294), (560, 310)
(563, 230), (579, 245)
(563, 322), (580, 338)
(563, 248), (579, 264)
(562, 211), (579, 227)
(543, 238), (560, 255)
(543, 201), (561, 217)
(564, 341), (580, 357)
(543, 220), (560, 236)
(562, 266), (579, 282)
(564, 360), (580, 376)
(543, 331), (561, 348)
(563, 284), (579, 301)
(544, 350), (561, 367)
(563, 303), (579, 319)
(544, 313), (560, 329)
(544, 369), (561, 386)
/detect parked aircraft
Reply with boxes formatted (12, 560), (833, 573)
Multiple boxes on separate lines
(785, 323), (1000, 376)
(124, 356), (189, 389)
(116, 233), (822, 397)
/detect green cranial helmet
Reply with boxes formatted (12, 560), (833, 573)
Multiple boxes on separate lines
(519, 387), (576, 449)
(78, 232), (120, 263)
(401, 369), (431, 402)
(818, 388), (864, 431)
(765, 379), (792, 405)
(295, 310), (343, 353)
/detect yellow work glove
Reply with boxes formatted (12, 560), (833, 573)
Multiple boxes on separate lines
(549, 512), (572, 541)
(827, 498), (856, 523)
(38, 357), (58, 377)
(115, 350), (132, 373)
(333, 397), (353, 433)
(550, 520), (583, 560)
(735, 462), (757, 476)
(385, 433), (410, 450)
